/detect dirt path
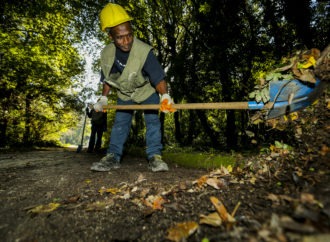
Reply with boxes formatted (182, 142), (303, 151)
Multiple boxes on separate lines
(1, 148), (208, 241)
(1, 142), (329, 241)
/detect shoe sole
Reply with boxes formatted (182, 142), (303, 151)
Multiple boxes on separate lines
(150, 164), (169, 172)
(90, 162), (120, 172)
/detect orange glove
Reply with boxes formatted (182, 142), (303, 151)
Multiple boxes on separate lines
(160, 94), (176, 113)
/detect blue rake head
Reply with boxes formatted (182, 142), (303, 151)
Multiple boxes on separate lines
(266, 79), (326, 119)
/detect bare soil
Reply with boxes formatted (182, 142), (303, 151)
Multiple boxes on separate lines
(1, 96), (329, 241)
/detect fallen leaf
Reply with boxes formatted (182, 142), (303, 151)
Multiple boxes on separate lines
(301, 56), (316, 68)
(300, 193), (315, 205)
(69, 195), (79, 202)
(250, 176), (257, 185)
(246, 130), (255, 137)
(85, 179), (92, 184)
(258, 229), (272, 241)
(294, 204), (320, 222)
(280, 215), (316, 233)
(253, 119), (264, 125)
(210, 196), (228, 221)
(200, 212), (222, 226)
(298, 69), (317, 83)
(99, 187), (121, 195)
(278, 195), (297, 203)
(144, 194), (165, 210)
(131, 198), (144, 208)
(321, 145), (328, 156)
(120, 192), (130, 200)
(135, 173), (146, 184)
(226, 165), (233, 173)
(106, 188), (121, 194)
(209, 169), (222, 176)
(210, 196), (236, 223)
(302, 234), (330, 242)
(289, 112), (298, 121)
(300, 193), (323, 208)
(267, 194), (279, 203)
(27, 203), (60, 213)
(179, 184), (187, 190)
(86, 199), (114, 211)
(206, 178), (227, 190)
(221, 165), (231, 175)
(194, 175), (208, 188)
(86, 201), (105, 211)
(296, 127), (302, 135)
(142, 198), (153, 208)
(270, 144), (276, 152)
(63, 195), (79, 204)
(261, 164), (269, 173)
(166, 221), (199, 242)
(153, 196), (166, 210)
(140, 188), (150, 198)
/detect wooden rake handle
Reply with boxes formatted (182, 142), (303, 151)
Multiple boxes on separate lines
(103, 102), (253, 110)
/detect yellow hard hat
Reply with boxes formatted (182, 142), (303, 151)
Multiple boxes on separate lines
(100, 3), (133, 32)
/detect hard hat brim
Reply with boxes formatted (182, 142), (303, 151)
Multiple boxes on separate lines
(102, 17), (133, 32)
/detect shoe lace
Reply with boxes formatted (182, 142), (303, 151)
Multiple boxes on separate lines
(151, 155), (163, 163)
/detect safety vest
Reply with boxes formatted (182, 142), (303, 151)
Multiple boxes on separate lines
(100, 37), (156, 103)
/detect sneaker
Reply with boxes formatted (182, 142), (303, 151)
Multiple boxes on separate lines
(90, 153), (120, 172)
(148, 155), (169, 172)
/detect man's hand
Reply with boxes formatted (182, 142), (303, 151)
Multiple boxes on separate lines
(160, 94), (176, 113)
(94, 96), (108, 112)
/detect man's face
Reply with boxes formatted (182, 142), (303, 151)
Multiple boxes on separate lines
(109, 22), (133, 52)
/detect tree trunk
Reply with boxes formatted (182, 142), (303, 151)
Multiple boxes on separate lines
(186, 111), (195, 145)
(23, 97), (31, 144)
(174, 111), (181, 144)
(225, 110), (237, 148)
(196, 110), (219, 147)
(220, 65), (237, 149)
(0, 118), (8, 147)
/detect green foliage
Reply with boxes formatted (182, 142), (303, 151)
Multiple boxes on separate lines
(2, 0), (329, 152)
(249, 85), (270, 103)
(0, 0), (84, 147)
(274, 140), (293, 151)
(59, 113), (91, 147)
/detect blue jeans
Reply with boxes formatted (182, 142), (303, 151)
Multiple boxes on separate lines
(107, 92), (162, 161)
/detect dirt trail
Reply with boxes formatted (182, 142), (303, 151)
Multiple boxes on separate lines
(1, 144), (329, 241)
(0, 148), (208, 241)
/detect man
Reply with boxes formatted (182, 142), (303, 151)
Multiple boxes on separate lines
(86, 106), (107, 153)
(90, 3), (175, 172)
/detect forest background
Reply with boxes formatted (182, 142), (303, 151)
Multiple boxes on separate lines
(1, 0), (329, 155)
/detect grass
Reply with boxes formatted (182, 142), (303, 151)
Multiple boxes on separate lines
(125, 145), (237, 169)
(163, 151), (236, 169)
